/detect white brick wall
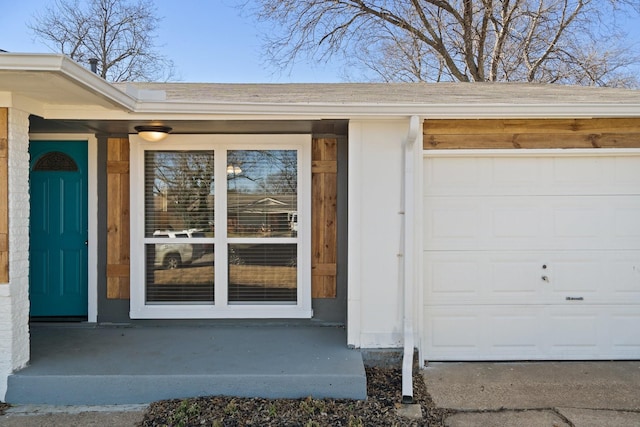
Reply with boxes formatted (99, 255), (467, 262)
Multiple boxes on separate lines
(0, 108), (30, 401)
(0, 286), (12, 401)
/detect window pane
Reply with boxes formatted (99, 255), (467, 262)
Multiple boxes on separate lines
(228, 244), (297, 303)
(144, 151), (215, 304)
(145, 151), (214, 237)
(145, 244), (214, 303)
(227, 150), (297, 238)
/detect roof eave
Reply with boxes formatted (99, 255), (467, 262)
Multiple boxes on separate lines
(0, 53), (137, 112)
(3, 54), (638, 120)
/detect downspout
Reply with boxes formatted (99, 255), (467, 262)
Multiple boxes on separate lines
(401, 115), (420, 404)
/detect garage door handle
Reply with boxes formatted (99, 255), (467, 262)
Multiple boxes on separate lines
(566, 296), (584, 301)
(541, 275), (549, 282)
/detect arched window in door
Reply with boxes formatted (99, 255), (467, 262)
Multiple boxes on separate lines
(32, 151), (78, 172)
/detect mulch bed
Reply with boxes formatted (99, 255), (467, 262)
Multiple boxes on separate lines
(140, 367), (453, 426)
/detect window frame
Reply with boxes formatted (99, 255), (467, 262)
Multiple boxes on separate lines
(129, 134), (312, 318)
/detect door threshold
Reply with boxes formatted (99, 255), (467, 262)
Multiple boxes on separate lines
(30, 316), (88, 323)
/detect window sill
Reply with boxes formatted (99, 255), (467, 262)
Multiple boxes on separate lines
(130, 305), (313, 319)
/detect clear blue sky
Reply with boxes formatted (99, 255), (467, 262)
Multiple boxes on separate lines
(1, 1), (639, 83)
(0, 0), (344, 82)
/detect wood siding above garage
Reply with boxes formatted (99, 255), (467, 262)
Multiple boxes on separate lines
(424, 118), (640, 150)
(0, 108), (8, 283)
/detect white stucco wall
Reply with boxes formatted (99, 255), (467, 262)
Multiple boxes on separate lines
(0, 108), (30, 401)
(348, 119), (409, 348)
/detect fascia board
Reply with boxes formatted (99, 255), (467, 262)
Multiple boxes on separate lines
(0, 53), (67, 70)
(0, 53), (137, 112)
(134, 101), (640, 120)
(56, 57), (137, 111)
(33, 100), (640, 121)
(421, 103), (640, 118)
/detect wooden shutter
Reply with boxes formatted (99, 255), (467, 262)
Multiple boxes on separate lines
(106, 137), (130, 299)
(0, 108), (8, 283)
(311, 138), (338, 298)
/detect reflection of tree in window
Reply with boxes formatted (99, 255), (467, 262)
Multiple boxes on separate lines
(227, 150), (297, 194)
(227, 150), (297, 237)
(145, 151), (214, 234)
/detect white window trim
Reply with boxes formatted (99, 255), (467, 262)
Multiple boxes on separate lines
(129, 134), (312, 319)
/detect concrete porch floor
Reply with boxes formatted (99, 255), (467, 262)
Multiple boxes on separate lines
(5, 324), (366, 405)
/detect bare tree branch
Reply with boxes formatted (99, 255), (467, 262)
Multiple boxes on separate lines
(29, 0), (177, 82)
(248, 0), (640, 87)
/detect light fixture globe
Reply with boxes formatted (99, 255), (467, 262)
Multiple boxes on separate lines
(135, 125), (172, 142)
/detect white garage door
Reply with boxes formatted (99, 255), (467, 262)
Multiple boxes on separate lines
(422, 150), (640, 360)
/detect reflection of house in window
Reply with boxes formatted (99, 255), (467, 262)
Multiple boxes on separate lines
(227, 196), (297, 237)
(151, 193), (215, 232)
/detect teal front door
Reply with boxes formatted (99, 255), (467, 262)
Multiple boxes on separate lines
(29, 141), (88, 317)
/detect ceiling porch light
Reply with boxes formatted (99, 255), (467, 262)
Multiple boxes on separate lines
(135, 125), (172, 142)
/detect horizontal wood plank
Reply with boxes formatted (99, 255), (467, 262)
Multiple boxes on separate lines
(312, 263), (337, 276)
(425, 132), (640, 150)
(312, 160), (337, 174)
(107, 264), (130, 277)
(106, 161), (129, 174)
(424, 118), (640, 136)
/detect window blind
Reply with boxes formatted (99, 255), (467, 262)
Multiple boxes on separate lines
(144, 151), (215, 303)
(227, 150), (298, 303)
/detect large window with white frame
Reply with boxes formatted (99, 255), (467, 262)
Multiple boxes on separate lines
(129, 134), (311, 318)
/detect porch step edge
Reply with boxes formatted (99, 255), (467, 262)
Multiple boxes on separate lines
(6, 373), (367, 405)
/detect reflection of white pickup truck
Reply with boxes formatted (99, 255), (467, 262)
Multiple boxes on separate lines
(153, 229), (205, 269)
(288, 212), (298, 233)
